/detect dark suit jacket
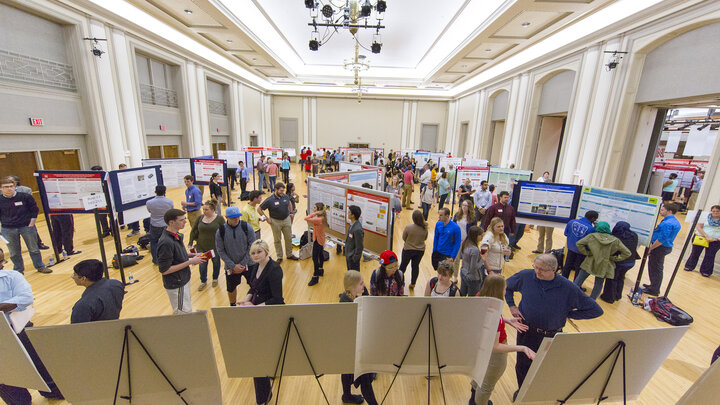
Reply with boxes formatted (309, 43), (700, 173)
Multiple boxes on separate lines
(345, 220), (364, 262)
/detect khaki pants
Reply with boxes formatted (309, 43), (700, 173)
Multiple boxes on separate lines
(186, 209), (202, 228)
(402, 183), (413, 207)
(270, 216), (293, 259)
(687, 191), (699, 210)
(536, 226), (554, 253)
(472, 351), (507, 405)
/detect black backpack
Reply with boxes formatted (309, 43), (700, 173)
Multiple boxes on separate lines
(218, 221), (252, 244)
(137, 235), (150, 249)
(647, 297), (693, 326)
(429, 277), (458, 297)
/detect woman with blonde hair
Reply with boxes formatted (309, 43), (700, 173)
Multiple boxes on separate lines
(481, 217), (512, 275)
(304, 202), (328, 286)
(424, 259), (458, 297)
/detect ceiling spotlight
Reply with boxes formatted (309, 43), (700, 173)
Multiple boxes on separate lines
(226, 39), (233, 43)
(376, 0), (387, 13)
(521, 22), (531, 27)
(371, 42), (382, 54)
(184, 9), (193, 14)
(360, 0), (372, 17)
(304, 0), (314, 8)
(485, 49), (492, 52)
(321, 4), (334, 18)
(309, 39), (319, 51)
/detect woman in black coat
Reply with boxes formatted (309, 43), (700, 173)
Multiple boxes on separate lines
(600, 221), (641, 303)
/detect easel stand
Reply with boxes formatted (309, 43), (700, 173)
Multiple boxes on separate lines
(270, 317), (329, 405)
(102, 180), (128, 286)
(93, 209), (110, 279)
(381, 304), (447, 405)
(113, 325), (188, 405)
(557, 341), (627, 405)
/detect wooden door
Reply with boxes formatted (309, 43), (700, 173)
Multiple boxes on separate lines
(212, 143), (226, 158)
(40, 150), (81, 170)
(148, 146), (162, 158)
(0, 151), (42, 212)
(163, 145), (179, 158)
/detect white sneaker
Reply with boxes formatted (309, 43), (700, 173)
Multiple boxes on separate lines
(197, 282), (207, 291)
(211, 279), (218, 287)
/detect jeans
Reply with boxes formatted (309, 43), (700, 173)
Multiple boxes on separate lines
(647, 245), (672, 293)
(269, 175), (276, 190)
(439, 193), (448, 209)
(574, 269), (604, 300)
(685, 241), (720, 276)
(198, 252), (221, 283)
(510, 223), (525, 248)
(473, 351), (507, 405)
(460, 274), (483, 297)
(1, 226), (45, 271)
(561, 249), (585, 280)
(257, 171), (265, 191)
(148, 225), (165, 264)
(421, 202), (431, 220)
(312, 240), (324, 276)
(269, 216), (293, 259)
(399, 249), (424, 285)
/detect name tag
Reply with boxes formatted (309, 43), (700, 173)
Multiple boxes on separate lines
(274, 202), (279, 205)
(14, 201), (23, 206)
(349, 234), (353, 238)
(498, 209), (503, 213)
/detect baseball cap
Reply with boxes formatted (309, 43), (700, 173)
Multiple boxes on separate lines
(379, 250), (398, 265)
(225, 206), (242, 219)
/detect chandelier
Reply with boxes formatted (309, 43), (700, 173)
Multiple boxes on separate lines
(305, 0), (386, 53)
(345, 42), (370, 102)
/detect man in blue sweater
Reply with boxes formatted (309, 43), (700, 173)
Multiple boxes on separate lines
(561, 210), (598, 280)
(431, 207), (462, 270)
(643, 203), (682, 296)
(506, 254), (603, 394)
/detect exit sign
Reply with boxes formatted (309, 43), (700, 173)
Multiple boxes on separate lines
(29, 118), (44, 126)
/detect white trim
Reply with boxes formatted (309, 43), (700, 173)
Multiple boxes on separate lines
(400, 101), (409, 149)
(409, 101), (418, 149)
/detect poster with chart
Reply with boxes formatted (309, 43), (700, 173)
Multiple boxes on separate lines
(456, 166), (490, 190)
(217, 150), (246, 169)
(141, 158), (190, 188)
(513, 181), (582, 223)
(439, 157), (463, 171)
(309, 181), (348, 234)
(577, 187), (660, 246)
(488, 167), (533, 194)
(191, 158), (226, 185)
(114, 168), (158, 206)
(37, 171), (105, 213)
(346, 189), (389, 236)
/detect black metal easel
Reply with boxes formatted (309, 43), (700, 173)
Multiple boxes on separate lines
(381, 304), (447, 405)
(557, 341), (627, 405)
(102, 179), (128, 286)
(93, 209), (110, 279)
(113, 325), (189, 405)
(270, 317), (329, 405)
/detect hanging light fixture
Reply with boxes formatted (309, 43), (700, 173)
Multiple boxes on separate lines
(344, 42), (370, 102)
(305, 0), (387, 52)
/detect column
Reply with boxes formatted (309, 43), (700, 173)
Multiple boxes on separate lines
(408, 101), (418, 148)
(184, 62), (204, 156)
(471, 90), (487, 157)
(400, 101), (409, 148)
(501, 75), (522, 166)
(302, 97), (310, 145)
(230, 81), (243, 148)
(445, 101), (458, 153)
(195, 67), (210, 155)
(310, 97), (318, 147)
(111, 29), (144, 167)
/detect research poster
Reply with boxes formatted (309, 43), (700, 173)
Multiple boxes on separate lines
(141, 158), (190, 188)
(217, 150), (246, 169)
(192, 159), (226, 184)
(346, 189), (389, 236)
(39, 172), (105, 212)
(338, 161), (384, 188)
(577, 187), (660, 246)
(488, 168), (533, 194)
(115, 168), (158, 205)
(348, 171), (378, 189)
(414, 151), (430, 167)
(309, 181), (347, 233)
(429, 152), (446, 165)
(463, 158), (488, 167)
(514, 182), (581, 223)
(456, 166), (490, 190)
(439, 157), (463, 171)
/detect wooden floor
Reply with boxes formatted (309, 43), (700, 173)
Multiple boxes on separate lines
(12, 165), (720, 404)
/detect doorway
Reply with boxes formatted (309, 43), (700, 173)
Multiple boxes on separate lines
(212, 142), (227, 158)
(279, 118), (298, 160)
(147, 145), (180, 158)
(348, 143), (370, 148)
(489, 121), (505, 165)
(420, 124), (438, 152)
(532, 116), (566, 181)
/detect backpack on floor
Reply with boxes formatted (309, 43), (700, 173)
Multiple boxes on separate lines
(300, 231), (309, 247)
(137, 235), (150, 250)
(240, 191), (250, 201)
(323, 250), (330, 262)
(647, 297), (693, 326)
(112, 254), (139, 269)
(299, 243), (313, 260)
(549, 248), (565, 271)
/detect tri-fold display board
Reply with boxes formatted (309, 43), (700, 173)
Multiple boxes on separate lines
(141, 158), (190, 188)
(108, 165), (163, 226)
(216, 150), (255, 169)
(307, 177), (393, 254)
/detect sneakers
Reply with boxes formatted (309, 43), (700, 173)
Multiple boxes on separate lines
(211, 279), (218, 287)
(67, 250), (82, 255)
(128, 230), (140, 237)
(308, 276), (319, 286)
(531, 250), (543, 254)
(37, 267), (52, 274)
(341, 393), (364, 404)
(287, 255), (300, 260)
(198, 282), (207, 291)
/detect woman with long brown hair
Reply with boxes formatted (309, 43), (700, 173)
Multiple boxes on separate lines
(398, 210), (428, 290)
(304, 202), (328, 286)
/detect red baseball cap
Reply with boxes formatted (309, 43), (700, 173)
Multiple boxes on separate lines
(379, 250), (398, 265)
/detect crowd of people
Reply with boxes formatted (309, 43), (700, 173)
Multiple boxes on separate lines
(0, 147), (716, 405)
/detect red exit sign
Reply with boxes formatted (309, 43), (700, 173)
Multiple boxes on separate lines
(29, 118), (44, 126)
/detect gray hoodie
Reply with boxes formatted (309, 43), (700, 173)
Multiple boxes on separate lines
(215, 221), (256, 270)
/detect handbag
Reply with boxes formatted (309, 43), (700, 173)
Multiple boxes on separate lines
(692, 235), (709, 248)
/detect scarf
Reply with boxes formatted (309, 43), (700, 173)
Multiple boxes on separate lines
(707, 214), (720, 228)
(595, 221), (611, 234)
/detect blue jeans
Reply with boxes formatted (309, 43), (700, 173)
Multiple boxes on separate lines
(257, 172), (265, 191)
(269, 175), (276, 190)
(1, 226), (45, 271)
(574, 269), (604, 300)
(148, 225), (165, 264)
(198, 253), (220, 283)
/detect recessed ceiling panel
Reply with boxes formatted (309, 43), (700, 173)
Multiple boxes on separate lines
(147, 0), (223, 27)
(234, 52), (275, 67)
(492, 10), (567, 39)
(257, 67), (289, 77)
(466, 42), (516, 59)
(199, 30), (255, 51)
(436, 73), (464, 83)
(447, 60), (485, 73)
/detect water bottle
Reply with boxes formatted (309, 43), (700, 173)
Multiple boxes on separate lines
(48, 257), (56, 266)
(127, 272), (134, 283)
(630, 287), (640, 306)
(61, 250), (68, 260)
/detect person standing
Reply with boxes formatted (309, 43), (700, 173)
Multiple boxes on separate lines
(684, 205), (720, 277)
(574, 222), (631, 300)
(304, 202), (328, 286)
(536, 171), (550, 182)
(256, 156), (267, 192)
(600, 221), (640, 303)
(643, 203), (681, 296)
(370, 250), (405, 296)
(505, 254), (603, 395)
(208, 173), (224, 215)
(334, 150), (343, 171)
(257, 182), (299, 261)
(431, 207), (462, 270)
(420, 181), (435, 221)
(399, 210), (428, 290)
(50, 213), (80, 257)
(90, 165), (112, 237)
(419, 164), (431, 195)
(157, 208), (205, 314)
(685, 171), (704, 210)
(188, 200), (225, 291)
(70, 259), (125, 323)
(10, 175), (49, 250)
(424, 259), (458, 297)
(472, 180), (492, 226)
(266, 158), (278, 190)
(181, 175), (203, 226)
(215, 206), (256, 306)
(482, 191), (516, 240)
(117, 165), (142, 237)
(452, 200), (477, 282)
(457, 178), (475, 206)
(561, 210), (598, 280)
(281, 155), (291, 184)
(0, 176), (49, 274)
(447, 164), (457, 201)
(345, 205), (364, 270)
(386, 174), (403, 216)
(242, 190), (264, 239)
(437, 172), (451, 210)
(481, 217), (512, 275)
(238, 160), (249, 194)
(460, 226), (484, 297)
(661, 173), (679, 203)
(145, 185), (174, 264)
(402, 166), (415, 208)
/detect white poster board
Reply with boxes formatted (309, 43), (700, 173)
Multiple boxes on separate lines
(456, 166), (490, 190)
(339, 161), (385, 189)
(577, 186), (661, 246)
(308, 178), (348, 234)
(354, 297), (502, 385)
(428, 152), (446, 165)
(676, 357), (720, 405)
(114, 168), (158, 206)
(488, 167), (533, 195)
(683, 125), (710, 157)
(37, 171), (105, 212)
(191, 158), (225, 184)
(141, 158), (190, 188)
(346, 188), (390, 236)
(439, 157), (463, 171)
(463, 158), (488, 167)
(217, 150), (245, 169)
(0, 315), (50, 392)
(26, 312), (222, 405)
(211, 304), (357, 377)
(516, 327), (689, 404)
(665, 132), (681, 153)
(414, 151), (431, 167)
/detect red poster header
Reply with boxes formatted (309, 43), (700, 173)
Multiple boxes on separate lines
(347, 189), (389, 203)
(41, 173), (102, 180)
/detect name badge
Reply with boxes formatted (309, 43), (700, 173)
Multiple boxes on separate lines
(274, 201), (279, 205)
(349, 234), (353, 238)
(14, 201), (23, 206)
(498, 209), (503, 213)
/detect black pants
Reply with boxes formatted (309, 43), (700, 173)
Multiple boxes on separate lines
(281, 168), (290, 184)
(228, 168), (237, 190)
(431, 251), (451, 270)
(50, 214), (74, 254)
(98, 213), (110, 235)
(516, 329), (558, 389)
(240, 178), (247, 193)
(341, 373), (378, 405)
(346, 256), (360, 271)
(685, 241), (720, 276)
(600, 262), (634, 303)
(148, 225), (165, 264)
(561, 249), (585, 280)
(399, 249), (425, 285)
(128, 221), (140, 232)
(312, 240), (324, 276)
(253, 377), (271, 404)
(648, 245), (672, 293)
(439, 193), (448, 209)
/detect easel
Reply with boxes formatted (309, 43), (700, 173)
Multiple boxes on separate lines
(113, 325), (188, 405)
(381, 303), (447, 405)
(93, 208), (110, 279)
(102, 178), (128, 286)
(269, 317), (329, 405)
(557, 341), (627, 405)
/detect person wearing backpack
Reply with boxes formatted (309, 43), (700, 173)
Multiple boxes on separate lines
(188, 200), (225, 291)
(424, 259), (458, 297)
(215, 206), (256, 306)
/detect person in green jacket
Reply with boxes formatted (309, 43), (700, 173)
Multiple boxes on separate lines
(574, 221), (631, 300)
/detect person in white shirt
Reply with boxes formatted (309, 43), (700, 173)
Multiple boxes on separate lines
(533, 171), (554, 253)
(472, 181), (493, 226)
(536, 171), (550, 182)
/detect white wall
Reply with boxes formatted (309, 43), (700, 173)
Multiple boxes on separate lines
(538, 71), (575, 116)
(316, 98), (404, 150)
(242, 84), (264, 142)
(271, 96), (304, 147)
(414, 101), (448, 151)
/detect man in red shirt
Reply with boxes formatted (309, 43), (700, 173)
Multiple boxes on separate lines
(482, 191), (516, 239)
(402, 167), (415, 208)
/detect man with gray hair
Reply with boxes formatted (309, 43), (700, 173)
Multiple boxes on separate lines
(505, 254), (603, 396)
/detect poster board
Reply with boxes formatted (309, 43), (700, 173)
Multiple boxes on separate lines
(245, 146), (283, 162)
(190, 158), (226, 185)
(516, 327), (689, 404)
(512, 181), (582, 224)
(141, 158), (190, 188)
(354, 296), (502, 385)
(108, 166), (162, 226)
(439, 156), (463, 171)
(463, 158), (488, 167)
(577, 186), (661, 246)
(34, 170), (106, 214)
(400, 148), (415, 160)
(0, 315), (50, 392)
(317, 170), (381, 189)
(428, 152), (446, 165)
(338, 161), (386, 189)
(488, 167), (533, 194)
(414, 151), (431, 167)
(346, 148), (374, 164)
(211, 304), (357, 377)
(652, 163), (698, 189)
(26, 312), (222, 405)
(676, 357), (720, 405)
(456, 166), (490, 191)
(217, 150), (245, 169)
(307, 177), (392, 254)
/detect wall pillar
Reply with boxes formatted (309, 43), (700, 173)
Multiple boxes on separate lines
(110, 29), (144, 166)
